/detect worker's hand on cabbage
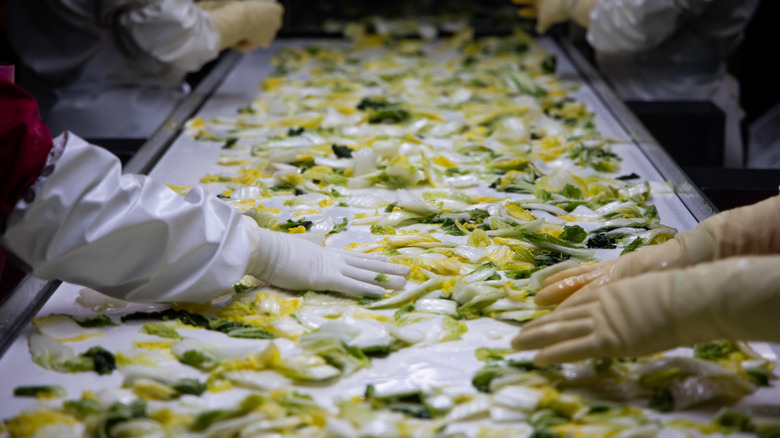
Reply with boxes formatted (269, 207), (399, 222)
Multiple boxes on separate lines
(245, 223), (410, 298)
(514, 194), (780, 365)
(1, 130), (408, 303)
(513, 0), (596, 34)
(534, 194), (780, 306)
(205, 0), (284, 52)
(513, 255), (780, 366)
(2, 76), (408, 303)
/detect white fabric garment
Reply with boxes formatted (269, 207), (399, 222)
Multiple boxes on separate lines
(6, 0), (220, 138)
(1, 132), (251, 303)
(587, 0), (759, 167)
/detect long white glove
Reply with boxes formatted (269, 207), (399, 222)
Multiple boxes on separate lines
(1, 133), (408, 303)
(535, 194), (780, 306)
(205, 0), (284, 52)
(513, 255), (780, 366)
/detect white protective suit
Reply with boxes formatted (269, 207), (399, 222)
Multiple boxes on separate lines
(6, 0), (221, 139)
(1, 133), (409, 303)
(586, 0), (759, 168)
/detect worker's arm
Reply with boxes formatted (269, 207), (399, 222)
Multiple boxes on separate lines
(513, 255), (780, 366)
(535, 194), (780, 305)
(0, 78), (408, 303)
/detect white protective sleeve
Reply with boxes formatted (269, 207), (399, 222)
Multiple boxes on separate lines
(115, 0), (221, 73)
(1, 132), (251, 303)
(587, 0), (696, 55)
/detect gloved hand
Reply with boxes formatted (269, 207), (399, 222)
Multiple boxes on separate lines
(205, 0), (284, 52)
(245, 223), (410, 298)
(535, 194), (780, 306)
(513, 255), (780, 366)
(516, 0), (597, 34)
(1, 131), (408, 303)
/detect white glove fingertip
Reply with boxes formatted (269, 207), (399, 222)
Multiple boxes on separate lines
(389, 263), (411, 277)
(331, 277), (387, 299)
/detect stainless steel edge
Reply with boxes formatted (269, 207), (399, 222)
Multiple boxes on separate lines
(0, 277), (61, 358)
(0, 51), (245, 360)
(555, 37), (718, 222)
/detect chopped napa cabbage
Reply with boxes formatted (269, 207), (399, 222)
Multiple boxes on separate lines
(383, 234), (442, 248)
(458, 289), (506, 320)
(492, 386), (543, 412)
(273, 352), (342, 382)
(13, 385), (67, 399)
(311, 317), (392, 353)
(28, 334), (95, 373)
(378, 210), (424, 227)
(298, 337), (370, 376)
(454, 245), (488, 263)
(171, 338), (274, 371)
(141, 321), (181, 339)
(528, 259), (581, 288)
(445, 394), (492, 422)
(245, 209), (283, 230)
(390, 313), (467, 345)
(521, 232), (594, 259)
(463, 262), (499, 283)
(32, 314), (106, 342)
(467, 229), (492, 248)
(344, 194), (389, 209)
(352, 147), (378, 177)
(413, 299), (459, 318)
(5, 410), (81, 438)
(637, 357), (754, 411)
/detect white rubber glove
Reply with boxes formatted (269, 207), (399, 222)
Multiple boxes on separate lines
(535, 194), (780, 306)
(512, 255), (780, 366)
(205, 0), (284, 52)
(245, 225), (410, 298)
(530, 0), (597, 34)
(1, 133), (409, 303)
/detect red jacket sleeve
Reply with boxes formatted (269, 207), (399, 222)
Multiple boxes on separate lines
(0, 75), (53, 216)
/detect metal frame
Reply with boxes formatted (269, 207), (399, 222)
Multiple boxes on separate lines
(555, 36), (717, 222)
(0, 51), (243, 359)
(0, 275), (61, 358)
